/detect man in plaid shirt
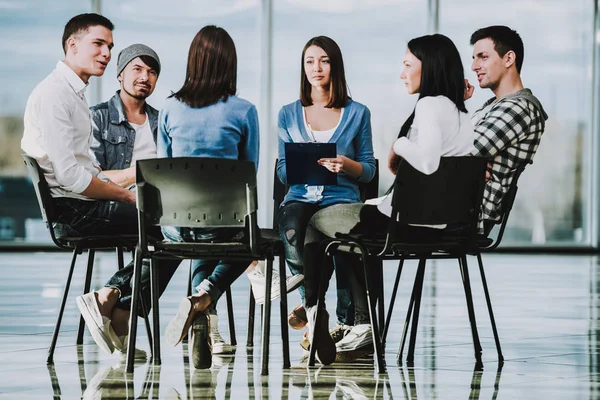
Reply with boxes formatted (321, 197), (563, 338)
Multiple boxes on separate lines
(467, 26), (548, 234)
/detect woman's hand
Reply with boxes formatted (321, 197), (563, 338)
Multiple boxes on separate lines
(464, 78), (475, 101)
(388, 146), (402, 175)
(318, 155), (347, 174)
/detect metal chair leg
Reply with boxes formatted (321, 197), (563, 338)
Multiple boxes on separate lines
(48, 246), (80, 364)
(407, 258), (426, 364)
(77, 249), (95, 345)
(150, 257), (161, 365)
(278, 250), (291, 368)
(373, 259), (385, 337)
(183, 260), (193, 345)
(246, 290), (256, 347)
(476, 252), (504, 363)
(260, 255), (274, 376)
(126, 246), (144, 373)
(459, 255), (483, 365)
(116, 248), (124, 270)
(226, 289), (237, 346)
(383, 258), (405, 345)
(361, 253), (386, 373)
(398, 260), (420, 364)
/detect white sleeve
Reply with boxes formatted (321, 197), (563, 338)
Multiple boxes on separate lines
(392, 97), (443, 175)
(39, 93), (93, 193)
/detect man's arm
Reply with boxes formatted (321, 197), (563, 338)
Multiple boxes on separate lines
(101, 167), (136, 188)
(81, 176), (136, 204)
(471, 98), (532, 158)
(39, 94), (135, 203)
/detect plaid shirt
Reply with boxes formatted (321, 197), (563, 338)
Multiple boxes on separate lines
(471, 89), (547, 227)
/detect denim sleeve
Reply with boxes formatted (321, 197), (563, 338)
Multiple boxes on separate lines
(156, 108), (172, 158)
(353, 107), (376, 183)
(276, 107), (290, 184)
(89, 108), (107, 170)
(241, 105), (260, 172)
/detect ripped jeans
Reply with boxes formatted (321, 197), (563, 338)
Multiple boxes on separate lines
(277, 201), (355, 326)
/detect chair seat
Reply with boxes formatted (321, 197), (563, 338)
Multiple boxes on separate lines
(57, 234), (139, 250)
(153, 228), (282, 259)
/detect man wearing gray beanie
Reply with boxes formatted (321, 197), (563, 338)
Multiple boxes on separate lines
(90, 43), (161, 187)
(82, 44), (184, 356)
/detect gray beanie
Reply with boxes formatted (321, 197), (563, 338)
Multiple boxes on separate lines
(116, 44), (161, 77)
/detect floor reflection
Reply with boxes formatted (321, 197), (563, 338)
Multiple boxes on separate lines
(3, 253), (600, 399)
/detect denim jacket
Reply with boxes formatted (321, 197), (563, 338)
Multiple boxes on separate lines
(90, 91), (159, 170)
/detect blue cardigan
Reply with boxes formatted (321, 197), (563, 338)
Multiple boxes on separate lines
(277, 99), (376, 206)
(157, 95), (259, 170)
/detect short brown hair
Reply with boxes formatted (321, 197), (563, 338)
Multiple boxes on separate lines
(300, 36), (349, 108)
(172, 25), (237, 108)
(62, 13), (114, 54)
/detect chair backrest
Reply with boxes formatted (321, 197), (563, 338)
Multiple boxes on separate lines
(484, 162), (530, 250)
(22, 154), (65, 247)
(390, 157), (488, 234)
(22, 154), (54, 224)
(137, 157), (257, 228)
(272, 159), (380, 229)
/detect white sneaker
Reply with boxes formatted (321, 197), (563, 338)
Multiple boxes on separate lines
(208, 314), (235, 355)
(335, 324), (373, 352)
(246, 260), (304, 305)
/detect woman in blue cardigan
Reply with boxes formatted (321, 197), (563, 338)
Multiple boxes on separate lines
(158, 25), (259, 368)
(276, 36), (376, 354)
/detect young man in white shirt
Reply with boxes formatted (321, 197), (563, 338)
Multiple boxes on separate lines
(21, 14), (179, 357)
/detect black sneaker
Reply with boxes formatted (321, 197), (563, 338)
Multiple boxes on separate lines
(191, 312), (212, 369)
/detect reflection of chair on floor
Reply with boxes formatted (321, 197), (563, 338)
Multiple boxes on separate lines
(71, 360), (160, 399)
(126, 158), (290, 376)
(397, 364), (502, 400)
(23, 154), (150, 364)
(312, 157), (488, 373)
(183, 355), (236, 400)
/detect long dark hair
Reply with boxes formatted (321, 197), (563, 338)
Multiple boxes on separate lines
(171, 25), (237, 108)
(397, 34), (467, 138)
(299, 36), (349, 108)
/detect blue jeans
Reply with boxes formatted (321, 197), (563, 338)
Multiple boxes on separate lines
(277, 201), (354, 325)
(161, 226), (249, 314)
(52, 197), (181, 314)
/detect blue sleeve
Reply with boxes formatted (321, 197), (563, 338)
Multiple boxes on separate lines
(241, 105), (260, 172)
(156, 107), (172, 158)
(89, 108), (107, 169)
(353, 107), (376, 182)
(276, 107), (290, 184)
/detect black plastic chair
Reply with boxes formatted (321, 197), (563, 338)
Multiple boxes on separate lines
(22, 154), (145, 364)
(311, 157), (488, 373)
(126, 157), (289, 376)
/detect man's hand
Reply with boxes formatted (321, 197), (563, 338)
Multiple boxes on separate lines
(122, 186), (137, 204)
(464, 78), (475, 101)
(318, 155), (346, 174)
(388, 147), (402, 175)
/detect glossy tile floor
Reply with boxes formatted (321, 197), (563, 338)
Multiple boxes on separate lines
(0, 251), (599, 399)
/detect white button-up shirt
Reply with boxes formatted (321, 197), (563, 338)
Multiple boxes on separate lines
(22, 61), (109, 200)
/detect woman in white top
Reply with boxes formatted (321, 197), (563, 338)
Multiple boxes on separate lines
(302, 33), (475, 365)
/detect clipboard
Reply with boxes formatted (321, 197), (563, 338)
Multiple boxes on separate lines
(285, 142), (338, 185)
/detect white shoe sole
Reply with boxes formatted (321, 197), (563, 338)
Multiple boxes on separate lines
(253, 274), (305, 305)
(165, 298), (192, 346)
(76, 293), (115, 354)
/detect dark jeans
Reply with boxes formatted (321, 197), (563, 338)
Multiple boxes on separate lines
(161, 226), (250, 314)
(303, 203), (444, 325)
(278, 201), (354, 326)
(53, 197), (181, 314)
